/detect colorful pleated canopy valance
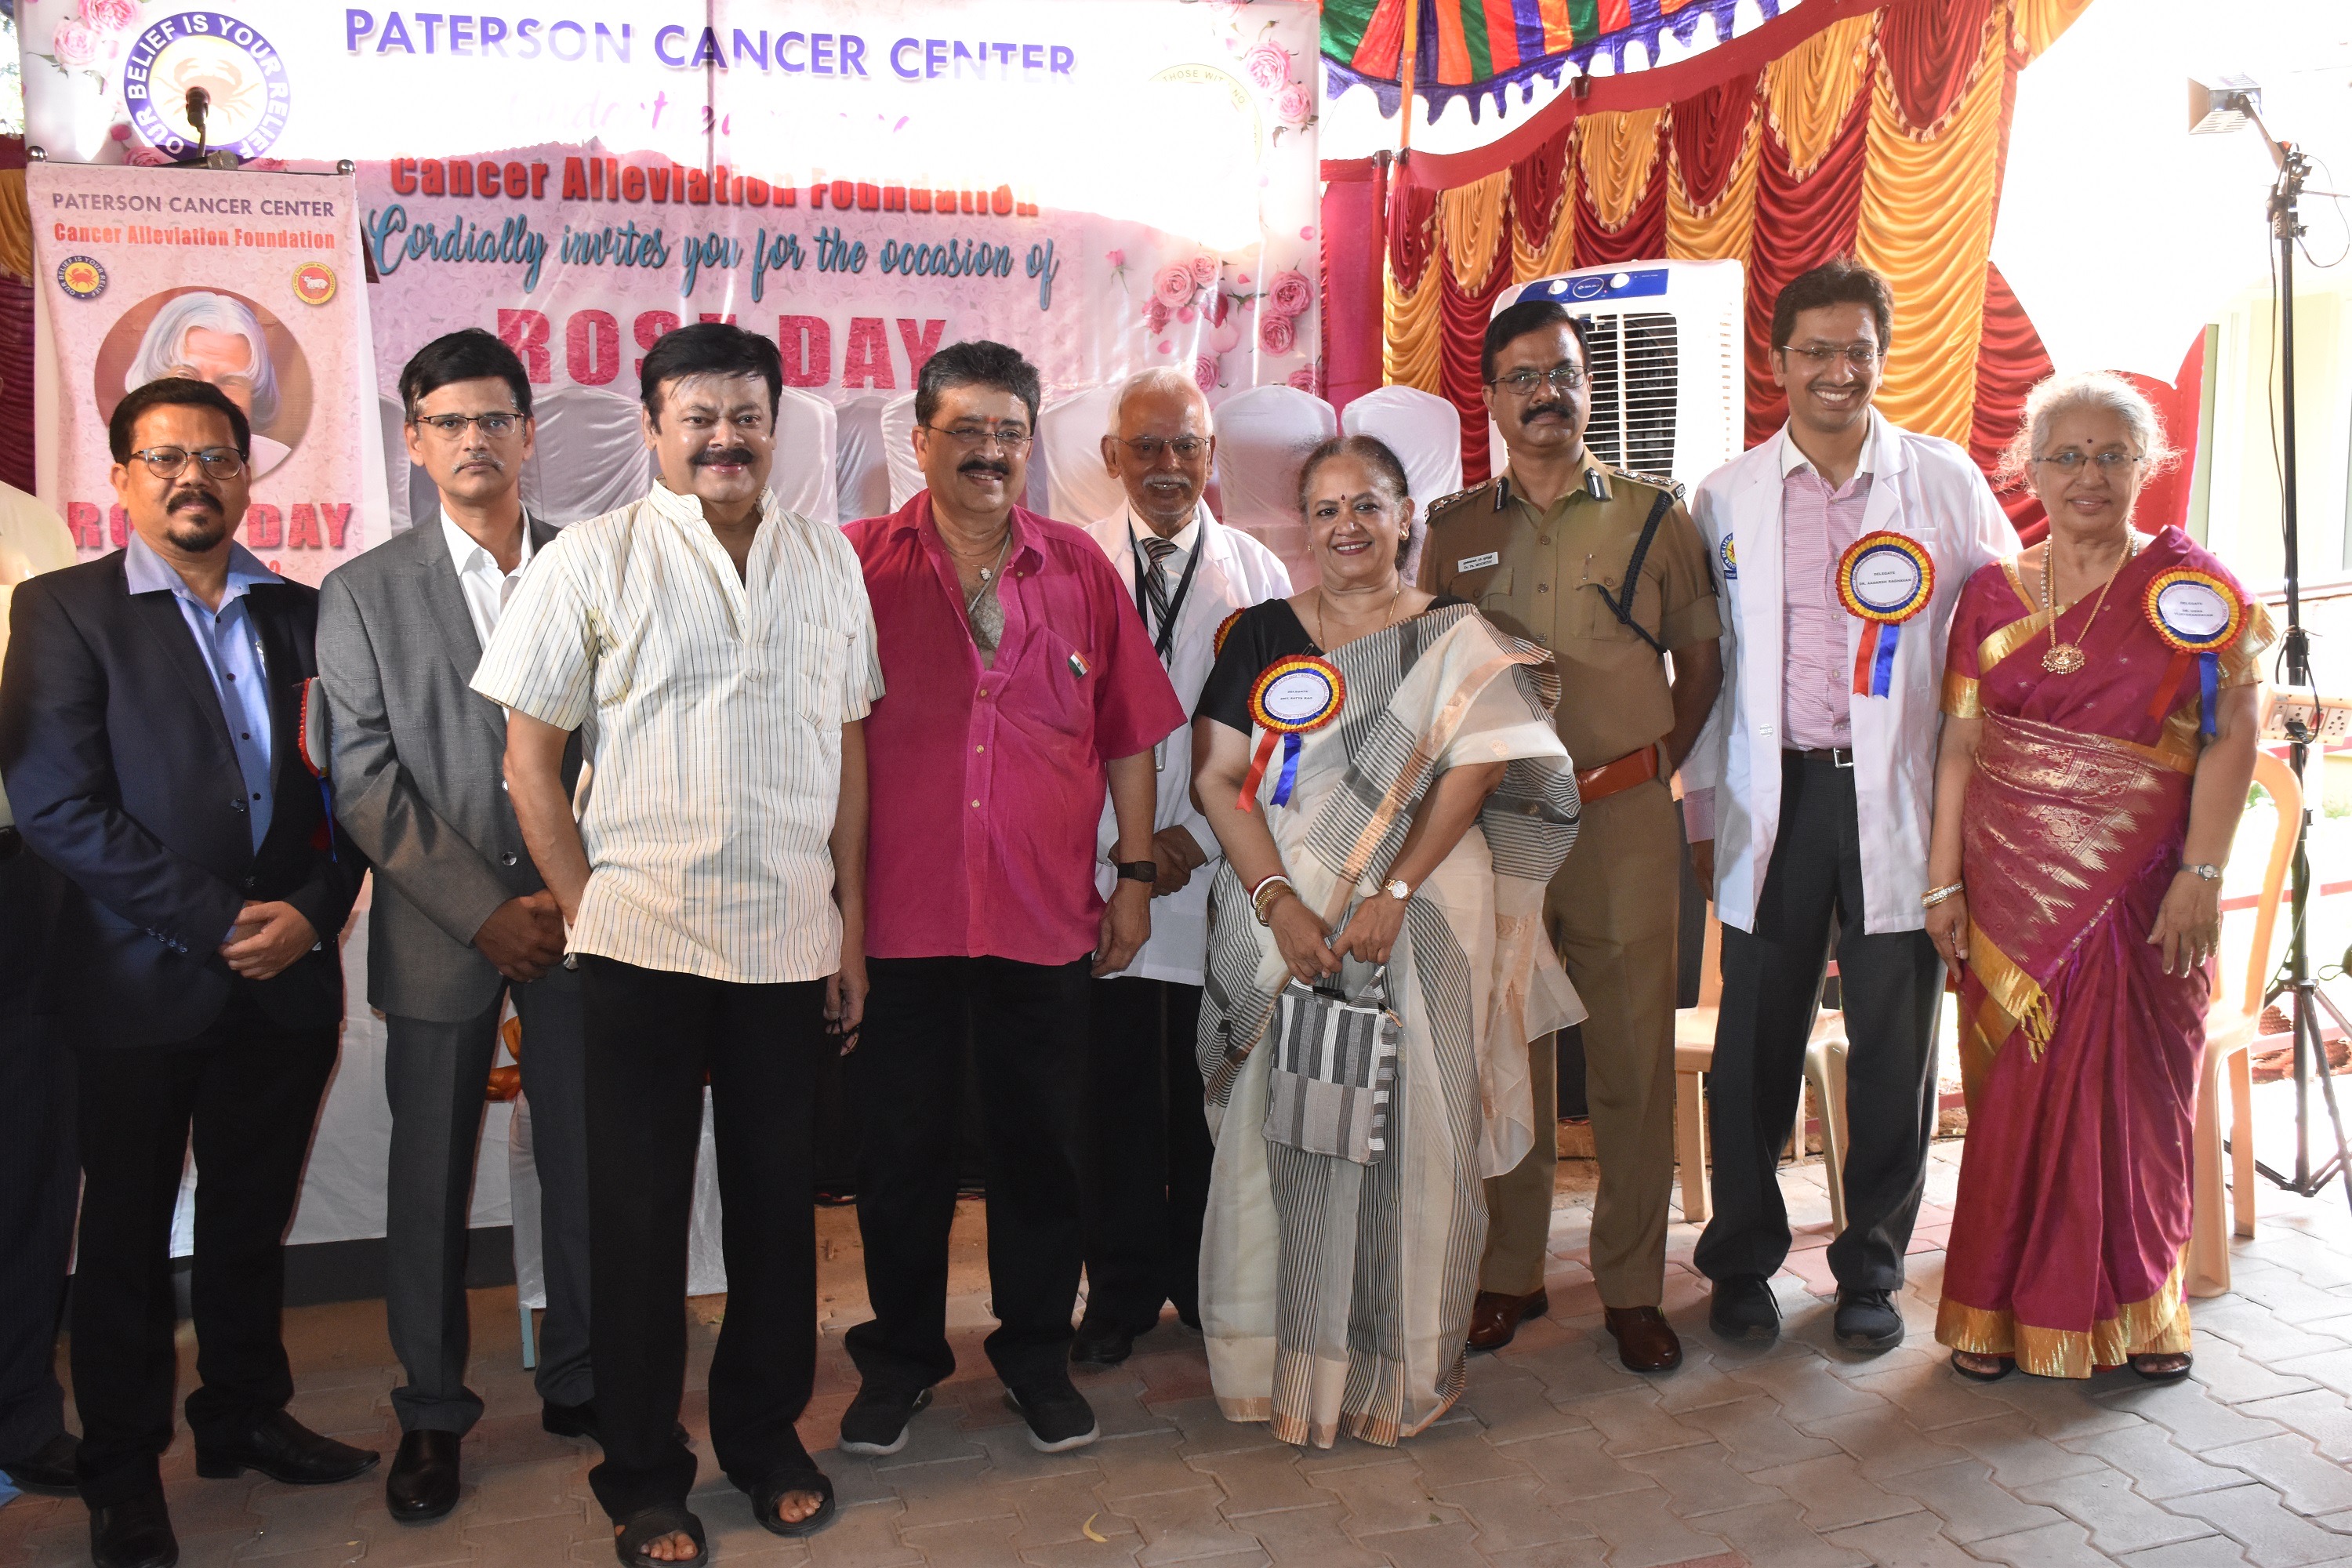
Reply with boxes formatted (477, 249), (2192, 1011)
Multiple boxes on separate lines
(1324, 0), (1784, 122)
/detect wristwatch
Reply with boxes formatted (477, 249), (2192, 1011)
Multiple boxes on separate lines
(2183, 862), (2222, 883)
(1115, 859), (1158, 884)
(1383, 877), (1413, 902)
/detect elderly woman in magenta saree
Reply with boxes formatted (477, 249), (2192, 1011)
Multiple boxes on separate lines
(1924, 374), (2269, 1382)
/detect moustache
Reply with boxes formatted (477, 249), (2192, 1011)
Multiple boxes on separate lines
(959, 459), (1011, 480)
(1524, 403), (1573, 422)
(691, 445), (757, 467)
(166, 487), (223, 514)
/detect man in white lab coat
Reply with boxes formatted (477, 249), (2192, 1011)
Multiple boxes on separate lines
(1076, 369), (1290, 1367)
(1681, 260), (2016, 1353)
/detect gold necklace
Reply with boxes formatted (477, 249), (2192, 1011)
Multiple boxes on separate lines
(2039, 534), (2136, 674)
(1313, 582), (1402, 650)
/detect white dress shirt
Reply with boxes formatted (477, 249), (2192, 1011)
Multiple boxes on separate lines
(440, 510), (536, 650)
(473, 484), (884, 985)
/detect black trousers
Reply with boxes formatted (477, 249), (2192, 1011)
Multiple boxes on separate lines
(71, 991), (339, 1508)
(0, 841), (73, 1468)
(1080, 977), (1213, 1333)
(1693, 752), (1944, 1293)
(577, 957), (823, 1520)
(848, 956), (1091, 1393)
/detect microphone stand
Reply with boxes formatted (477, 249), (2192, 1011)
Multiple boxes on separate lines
(2230, 97), (2352, 1211)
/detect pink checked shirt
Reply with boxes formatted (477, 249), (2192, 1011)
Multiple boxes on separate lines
(1779, 426), (1878, 752)
(848, 492), (1185, 966)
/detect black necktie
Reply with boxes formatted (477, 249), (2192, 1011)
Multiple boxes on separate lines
(1141, 535), (1178, 637)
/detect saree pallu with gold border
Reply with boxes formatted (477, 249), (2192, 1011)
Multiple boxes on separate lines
(1934, 528), (2271, 1377)
(1196, 605), (1582, 1446)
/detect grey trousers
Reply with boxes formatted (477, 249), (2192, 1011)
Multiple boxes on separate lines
(384, 962), (591, 1433)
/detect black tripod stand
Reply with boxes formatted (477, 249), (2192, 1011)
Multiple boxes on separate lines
(2196, 83), (2352, 1210)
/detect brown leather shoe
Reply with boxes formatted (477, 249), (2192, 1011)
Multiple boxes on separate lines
(1465, 1289), (1549, 1352)
(1603, 1307), (1684, 1373)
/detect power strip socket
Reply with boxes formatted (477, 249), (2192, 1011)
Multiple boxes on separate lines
(2265, 691), (2352, 744)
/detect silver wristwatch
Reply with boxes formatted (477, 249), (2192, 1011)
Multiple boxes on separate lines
(2183, 862), (2221, 883)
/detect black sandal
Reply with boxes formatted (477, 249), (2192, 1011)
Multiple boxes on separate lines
(751, 1466), (837, 1538)
(614, 1504), (706, 1568)
(2130, 1353), (2194, 1382)
(1950, 1350), (2013, 1382)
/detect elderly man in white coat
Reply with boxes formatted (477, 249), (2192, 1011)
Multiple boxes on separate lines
(1074, 368), (1290, 1367)
(1681, 260), (2016, 1355)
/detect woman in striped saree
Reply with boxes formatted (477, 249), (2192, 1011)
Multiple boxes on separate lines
(1926, 373), (2270, 1382)
(1189, 437), (1581, 1446)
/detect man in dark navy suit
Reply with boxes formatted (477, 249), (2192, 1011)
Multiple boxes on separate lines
(0, 379), (373, 1568)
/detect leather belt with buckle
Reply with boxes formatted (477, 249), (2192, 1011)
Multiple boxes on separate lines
(1576, 742), (1661, 804)
(1788, 746), (1855, 768)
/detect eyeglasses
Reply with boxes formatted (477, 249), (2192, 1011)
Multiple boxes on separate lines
(2034, 451), (2143, 474)
(1780, 343), (1883, 368)
(413, 412), (522, 439)
(127, 445), (247, 480)
(1488, 366), (1586, 395)
(924, 423), (1033, 452)
(1110, 435), (1210, 461)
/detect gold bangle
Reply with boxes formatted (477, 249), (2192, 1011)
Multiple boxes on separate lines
(1921, 881), (1965, 909)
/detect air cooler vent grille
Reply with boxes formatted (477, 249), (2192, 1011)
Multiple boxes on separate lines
(1580, 311), (1679, 477)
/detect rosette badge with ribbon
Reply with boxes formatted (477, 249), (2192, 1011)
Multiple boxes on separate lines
(2143, 568), (2245, 737)
(1240, 655), (1345, 809)
(1837, 531), (1935, 698)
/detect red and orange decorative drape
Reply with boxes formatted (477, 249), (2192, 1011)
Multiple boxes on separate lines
(1354, 0), (2100, 513)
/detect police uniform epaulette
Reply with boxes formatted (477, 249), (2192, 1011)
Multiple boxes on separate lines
(1420, 479), (1494, 526)
(1612, 467), (1685, 502)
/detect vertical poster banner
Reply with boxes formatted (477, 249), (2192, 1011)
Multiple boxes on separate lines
(28, 162), (376, 585)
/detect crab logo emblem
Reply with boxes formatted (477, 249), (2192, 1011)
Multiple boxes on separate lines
(123, 13), (291, 160)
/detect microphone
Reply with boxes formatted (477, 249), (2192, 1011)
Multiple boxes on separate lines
(185, 85), (209, 158)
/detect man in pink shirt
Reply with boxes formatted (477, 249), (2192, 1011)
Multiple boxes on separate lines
(1682, 260), (2016, 1356)
(841, 341), (1183, 1457)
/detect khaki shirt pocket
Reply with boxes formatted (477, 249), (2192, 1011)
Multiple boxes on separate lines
(1573, 562), (1656, 645)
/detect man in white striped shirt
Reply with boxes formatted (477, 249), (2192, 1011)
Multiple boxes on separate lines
(474, 323), (878, 1563)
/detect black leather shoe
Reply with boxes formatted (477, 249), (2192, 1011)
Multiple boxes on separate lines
(90, 1493), (178, 1568)
(1070, 1319), (1138, 1367)
(542, 1400), (598, 1441)
(385, 1430), (460, 1523)
(194, 1410), (379, 1484)
(1834, 1288), (1905, 1354)
(1708, 1274), (1782, 1341)
(0, 1430), (79, 1495)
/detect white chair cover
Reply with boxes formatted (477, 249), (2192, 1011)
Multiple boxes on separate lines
(1210, 384), (1336, 586)
(521, 384), (659, 527)
(770, 386), (839, 526)
(836, 395), (894, 524)
(881, 393), (922, 510)
(1036, 387), (1124, 525)
(1341, 385), (1465, 583)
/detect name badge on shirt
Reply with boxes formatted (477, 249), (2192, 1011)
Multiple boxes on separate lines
(1456, 550), (1501, 573)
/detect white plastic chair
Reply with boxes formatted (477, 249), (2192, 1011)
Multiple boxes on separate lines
(521, 384), (659, 527)
(1211, 384), (1336, 586)
(1341, 386), (1464, 583)
(836, 395), (894, 524)
(1036, 387), (1126, 525)
(2189, 747), (2303, 1297)
(881, 393), (922, 510)
(766, 387), (838, 526)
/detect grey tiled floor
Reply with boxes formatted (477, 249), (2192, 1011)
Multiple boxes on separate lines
(5, 1142), (2351, 1568)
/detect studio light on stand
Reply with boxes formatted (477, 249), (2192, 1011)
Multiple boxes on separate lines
(2189, 75), (2352, 1212)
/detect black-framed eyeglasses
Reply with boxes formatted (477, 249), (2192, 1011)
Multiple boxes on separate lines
(1488, 365), (1585, 395)
(1110, 434), (1210, 461)
(127, 445), (247, 480)
(1780, 343), (1882, 368)
(2034, 451), (2143, 474)
(412, 412), (523, 439)
(924, 422), (1033, 452)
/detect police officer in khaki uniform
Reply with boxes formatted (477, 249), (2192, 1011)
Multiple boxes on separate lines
(1418, 299), (1722, 1374)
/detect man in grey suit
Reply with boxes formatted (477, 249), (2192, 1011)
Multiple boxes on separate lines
(317, 332), (593, 1523)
